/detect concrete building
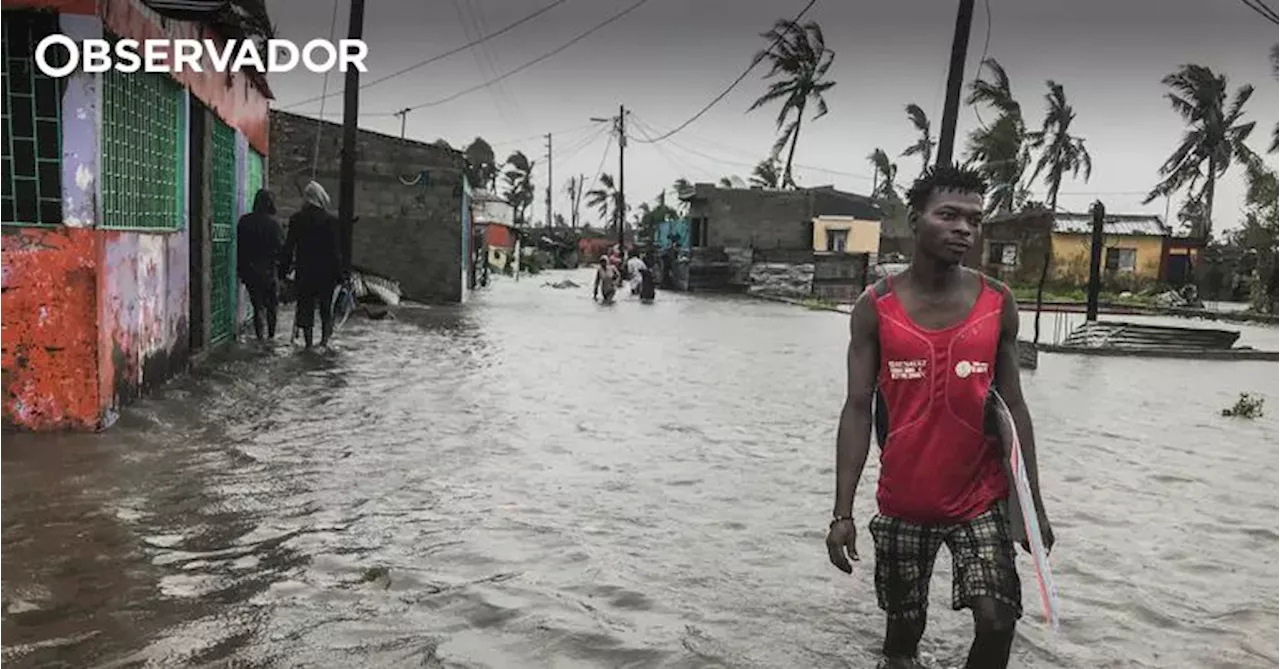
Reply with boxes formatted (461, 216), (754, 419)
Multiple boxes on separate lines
(677, 184), (880, 299)
(268, 110), (471, 304)
(2, 0), (272, 431)
(981, 210), (1176, 287)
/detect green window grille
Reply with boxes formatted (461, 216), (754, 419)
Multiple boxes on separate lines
(1, 10), (66, 227)
(209, 119), (236, 344)
(100, 39), (184, 231)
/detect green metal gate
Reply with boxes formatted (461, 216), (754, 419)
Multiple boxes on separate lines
(244, 149), (264, 209)
(210, 120), (236, 344)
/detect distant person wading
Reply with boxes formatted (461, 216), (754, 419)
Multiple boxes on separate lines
(237, 188), (283, 341)
(281, 181), (345, 349)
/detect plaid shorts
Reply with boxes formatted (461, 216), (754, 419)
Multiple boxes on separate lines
(868, 503), (1021, 622)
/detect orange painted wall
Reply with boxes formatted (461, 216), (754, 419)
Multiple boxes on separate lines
(484, 223), (514, 249)
(100, 0), (271, 154)
(1, 227), (102, 430)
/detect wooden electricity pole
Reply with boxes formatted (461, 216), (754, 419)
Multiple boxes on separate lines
(394, 107), (410, 139)
(1085, 201), (1106, 322)
(617, 104), (627, 247)
(338, 0), (366, 276)
(935, 0), (976, 168)
(545, 133), (553, 229)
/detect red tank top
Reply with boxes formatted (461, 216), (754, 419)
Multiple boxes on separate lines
(870, 273), (1009, 524)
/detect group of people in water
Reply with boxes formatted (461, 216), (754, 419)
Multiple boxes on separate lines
(235, 180), (345, 349)
(592, 245), (656, 305)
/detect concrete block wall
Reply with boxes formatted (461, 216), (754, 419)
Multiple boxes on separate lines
(689, 186), (813, 249)
(268, 110), (468, 303)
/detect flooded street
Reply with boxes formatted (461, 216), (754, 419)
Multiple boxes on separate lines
(3, 268), (1277, 669)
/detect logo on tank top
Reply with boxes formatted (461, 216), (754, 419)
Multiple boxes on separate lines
(888, 359), (927, 380)
(954, 360), (990, 378)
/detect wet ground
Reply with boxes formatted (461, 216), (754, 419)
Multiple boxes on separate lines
(4, 268), (1278, 668)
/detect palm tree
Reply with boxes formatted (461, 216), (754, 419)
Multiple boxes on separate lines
(748, 19), (836, 189)
(464, 138), (497, 190)
(867, 149), (900, 203)
(586, 173), (621, 231)
(901, 104), (936, 177)
(1025, 80), (1093, 344)
(750, 158), (782, 188)
(965, 58), (1030, 215)
(502, 151), (536, 226)
(1143, 64), (1258, 240)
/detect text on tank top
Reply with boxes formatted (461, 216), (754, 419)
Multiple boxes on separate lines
(870, 272), (1010, 524)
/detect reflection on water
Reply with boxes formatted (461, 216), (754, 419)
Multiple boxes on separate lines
(3, 269), (1277, 668)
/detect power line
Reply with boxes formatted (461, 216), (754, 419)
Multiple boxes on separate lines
(629, 112), (880, 184)
(391, 0), (654, 114)
(488, 123), (598, 148)
(279, 0), (571, 110)
(1239, 0), (1278, 23)
(629, 0), (818, 144)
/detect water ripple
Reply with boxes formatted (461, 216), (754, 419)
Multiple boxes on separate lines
(3, 269), (1277, 668)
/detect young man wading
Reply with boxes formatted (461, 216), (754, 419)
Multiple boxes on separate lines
(825, 165), (1054, 669)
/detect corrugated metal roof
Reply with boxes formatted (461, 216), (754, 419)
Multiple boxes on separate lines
(1053, 212), (1168, 236)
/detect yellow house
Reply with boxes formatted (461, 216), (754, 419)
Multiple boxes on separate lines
(1047, 213), (1168, 282)
(813, 215), (880, 255)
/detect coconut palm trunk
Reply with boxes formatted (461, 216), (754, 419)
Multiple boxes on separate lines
(1032, 175), (1062, 345)
(782, 102), (806, 188)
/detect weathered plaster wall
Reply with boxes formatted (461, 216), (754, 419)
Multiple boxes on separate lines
(1, 228), (101, 430)
(96, 229), (189, 417)
(1, 13), (103, 430)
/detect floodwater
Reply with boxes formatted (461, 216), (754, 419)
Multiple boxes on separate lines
(3, 268), (1277, 669)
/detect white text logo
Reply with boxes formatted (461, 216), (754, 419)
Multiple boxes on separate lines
(34, 36), (368, 78)
(954, 360), (990, 379)
(887, 359), (927, 380)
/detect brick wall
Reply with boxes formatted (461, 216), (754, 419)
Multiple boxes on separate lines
(268, 110), (468, 303)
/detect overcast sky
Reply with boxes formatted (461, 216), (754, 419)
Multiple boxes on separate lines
(264, 0), (1279, 232)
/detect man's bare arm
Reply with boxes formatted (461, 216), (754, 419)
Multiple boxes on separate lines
(833, 289), (880, 519)
(994, 284), (1046, 514)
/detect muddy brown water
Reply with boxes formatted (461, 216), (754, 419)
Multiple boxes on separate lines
(4, 269), (1277, 668)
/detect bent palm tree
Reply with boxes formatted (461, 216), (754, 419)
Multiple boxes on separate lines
(750, 158), (782, 188)
(867, 149), (900, 203)
(748, 19), (836, 189)
(586, 173), (621, 231)
(901, 104), (936, 177)
(503, 151), (536, 226)
(1026, 80), (1093, 344)
(1143, 64), (1257, 240)
(965, 58), (1029, 215)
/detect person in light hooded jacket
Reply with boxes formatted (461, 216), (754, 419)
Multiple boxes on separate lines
(237, 188), (283, 340)
(281, 181), (345, 348)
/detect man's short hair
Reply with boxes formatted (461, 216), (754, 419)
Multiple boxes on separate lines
(905, 163), (988, 213)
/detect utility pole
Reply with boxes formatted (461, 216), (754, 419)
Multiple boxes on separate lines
(1085, 200), (1106, 322)
(617, 104), (627, 247)
(545, 133), (553, 229)
(935, 0), (976, 168)
(338, 0), (366, 278)
(394, 107), (410, 139)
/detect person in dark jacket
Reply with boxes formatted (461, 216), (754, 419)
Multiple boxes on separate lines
(237, 188), (284, 341)
(280, 181), (344, 349)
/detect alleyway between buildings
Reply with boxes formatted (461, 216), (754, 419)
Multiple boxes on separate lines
(3, 271), (1277, 669)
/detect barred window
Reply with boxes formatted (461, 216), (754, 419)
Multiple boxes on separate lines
(1, 10), (67, 227)
(100, 35), (185, 231)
